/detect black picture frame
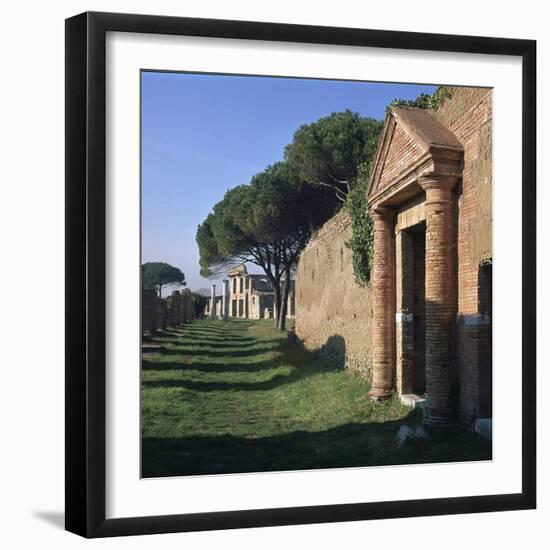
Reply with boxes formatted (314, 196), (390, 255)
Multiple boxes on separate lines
(65, 11), (536, 538)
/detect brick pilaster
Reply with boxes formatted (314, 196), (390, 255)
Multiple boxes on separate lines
(369, 206), (395, 401)
(420, 175), (458, 429)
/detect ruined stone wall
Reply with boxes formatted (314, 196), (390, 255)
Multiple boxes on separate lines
(204, 296), (223, 319)
(142, 288), (196, 335)
(249, 293), (261, 319)
(432, 87), (493, 422)
(296, 210), (373, 378)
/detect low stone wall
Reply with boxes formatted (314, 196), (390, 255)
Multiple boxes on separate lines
(295, 210), (373, 379)
(142, 288), (196, 335)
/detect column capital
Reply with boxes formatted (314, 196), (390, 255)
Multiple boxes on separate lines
(418, 173), (459, 193)
(371, 205), (395, 223)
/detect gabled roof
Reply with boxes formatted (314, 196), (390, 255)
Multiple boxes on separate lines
(393, 107), (463, 150)
(367, 107), (463, 200)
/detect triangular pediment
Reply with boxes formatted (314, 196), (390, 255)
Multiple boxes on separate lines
(367, 107), (463, 200)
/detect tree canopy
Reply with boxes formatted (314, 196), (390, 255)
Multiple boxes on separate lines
(196, 162), (337, 329)
(197, 162), (336, 279)
(142, 262), (186, 298)
(284, 110), (383, 202)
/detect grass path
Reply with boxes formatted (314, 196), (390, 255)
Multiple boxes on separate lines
(142, 319), (490, 477)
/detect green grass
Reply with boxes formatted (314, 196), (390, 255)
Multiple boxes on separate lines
(141, 319), (491, 477)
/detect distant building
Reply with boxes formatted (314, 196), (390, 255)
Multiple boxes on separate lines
(227, 265), (295, 320)
(203, 265), (295, 320)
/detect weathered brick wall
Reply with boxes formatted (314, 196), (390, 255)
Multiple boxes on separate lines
(142, 288), (196, 335)
(295, 210), (373, 378)
(156, 298), (167, 331)
(166, 292), (182, 326)
(142, 289), (159, 334)
(432, 87), (493, 423)
(182, 289), (196, 322)
(378, 123), (423, 191)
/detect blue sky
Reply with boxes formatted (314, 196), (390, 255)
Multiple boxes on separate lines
(141, 71), (435, 292)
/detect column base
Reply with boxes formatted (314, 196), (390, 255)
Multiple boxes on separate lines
(368, 387), (392, 402)
(423, 408), (457, 431)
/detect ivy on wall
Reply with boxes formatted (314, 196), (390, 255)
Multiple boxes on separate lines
(388, 85), (451, 112)
(345, 161), (373, 286)
(345, 87), (451, 286)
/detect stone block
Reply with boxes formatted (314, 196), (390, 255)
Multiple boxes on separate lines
(400, 393), (426, 410)
(474, 417), (492, 440)
(395, 425), (415, 448)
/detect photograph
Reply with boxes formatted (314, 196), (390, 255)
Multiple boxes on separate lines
(0, 0), (541, 544)
(140, 72), (493, 478)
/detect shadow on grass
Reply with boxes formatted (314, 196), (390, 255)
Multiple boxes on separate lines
(141, 357), (285, 374)
(142, 414), (492, 478)
(142, 323), (327, 392)
(142, 320), (491, 478)
(151, 331), (250, 340)
(146, 345), (284, 359)
(142, 366), (322, 392)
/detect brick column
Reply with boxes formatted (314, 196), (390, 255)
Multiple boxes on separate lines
(369, 206), (395, 401)
(420, 175), (457, 429)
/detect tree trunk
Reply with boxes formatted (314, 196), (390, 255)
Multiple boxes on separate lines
(158, 284), (162, 298)
(273, 282), (282, 329)
(278, 267), (291, 331)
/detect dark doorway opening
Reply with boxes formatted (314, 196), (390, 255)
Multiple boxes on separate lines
(400, 222), (426, 395)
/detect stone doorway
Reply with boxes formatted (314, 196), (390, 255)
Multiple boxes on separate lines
(366, 106), (464, 428)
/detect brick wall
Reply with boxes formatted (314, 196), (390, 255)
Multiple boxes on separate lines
(432, 87), (493, 422)
(295, 86), (492, 424)
(295, 210), (373, 378)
